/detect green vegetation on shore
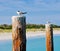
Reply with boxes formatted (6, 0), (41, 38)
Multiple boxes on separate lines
(0, 24), (60, 32)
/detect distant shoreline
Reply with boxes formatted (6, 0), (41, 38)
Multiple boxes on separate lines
(0, 30), (60, 40)
(0, 28), (60, 32)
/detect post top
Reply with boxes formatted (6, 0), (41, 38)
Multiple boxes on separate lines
(12, 16), (25, 19)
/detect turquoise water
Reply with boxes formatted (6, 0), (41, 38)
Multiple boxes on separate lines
(0, 35), (60, 51)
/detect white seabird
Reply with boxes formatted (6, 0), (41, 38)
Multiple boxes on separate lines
(17, 11), (27, 16)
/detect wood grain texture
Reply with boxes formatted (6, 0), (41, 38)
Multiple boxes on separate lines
(12, 16), (26, 51)
(45, 24), (54, 51)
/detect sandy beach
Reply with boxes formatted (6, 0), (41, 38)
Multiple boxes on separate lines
(0, 30), (60, 40)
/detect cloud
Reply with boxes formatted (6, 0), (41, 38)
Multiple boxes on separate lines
(0, 0), (60, 12)
(0, 0), (60, 14)
(9, 0), (60, 12)
(0, 0), (26, 11)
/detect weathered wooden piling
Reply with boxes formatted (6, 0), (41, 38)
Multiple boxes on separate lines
(12, 16), (26, 51)
(45, 22), (54, 51)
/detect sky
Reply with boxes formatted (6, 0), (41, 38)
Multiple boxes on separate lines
(0, 0), (60, 25)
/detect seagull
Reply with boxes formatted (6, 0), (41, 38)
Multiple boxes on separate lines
(47, 21), (51, 24)
(17, 11), (27, 16)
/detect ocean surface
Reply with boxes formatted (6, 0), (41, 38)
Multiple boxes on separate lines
(0, 35), (60, 51)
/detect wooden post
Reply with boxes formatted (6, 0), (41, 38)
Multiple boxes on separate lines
(45, 22), (54, 51)
(12, 16), (26, 51)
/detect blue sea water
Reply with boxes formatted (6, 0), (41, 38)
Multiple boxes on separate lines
(0, 35), (60, 51)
